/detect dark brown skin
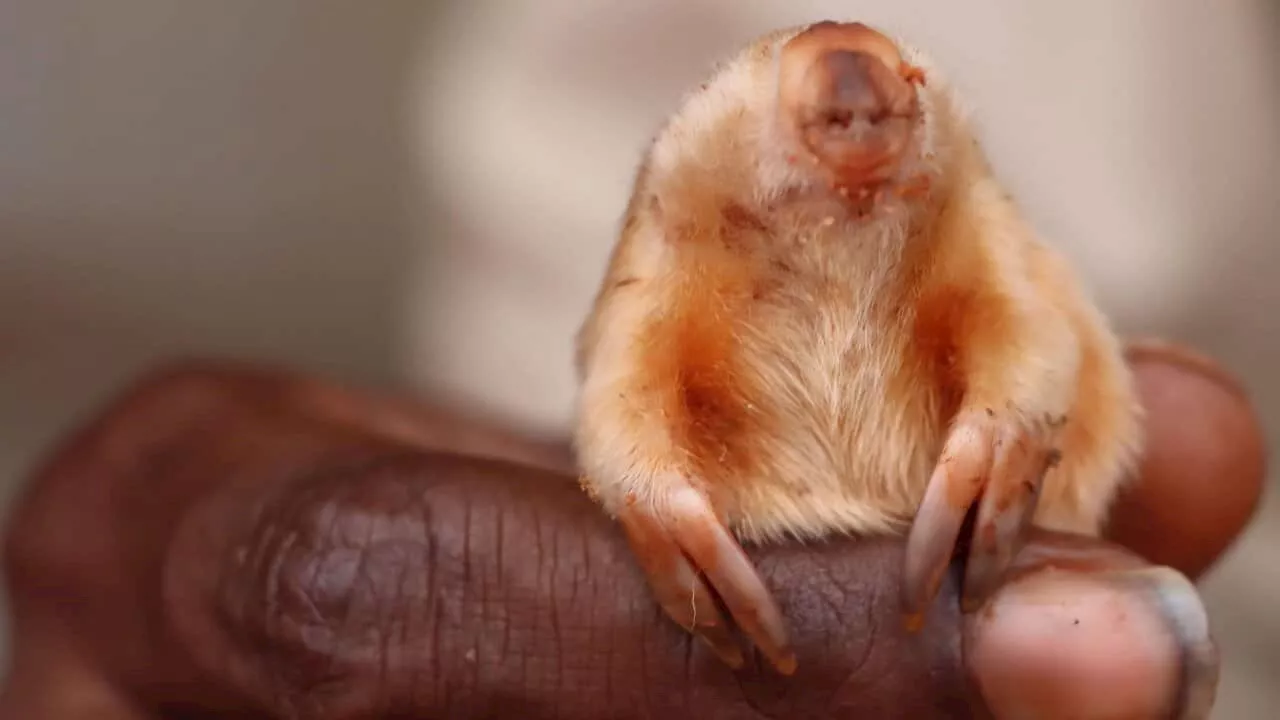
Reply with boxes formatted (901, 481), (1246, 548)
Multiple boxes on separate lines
(0, 341), (1264, 719)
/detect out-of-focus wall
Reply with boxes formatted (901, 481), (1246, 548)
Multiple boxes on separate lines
(0, 0), (433, 472)
(1, 0), (1276, 715)
(0, 0), (435, 679)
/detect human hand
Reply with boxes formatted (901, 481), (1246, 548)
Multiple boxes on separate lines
(0, 340), (1263, 719)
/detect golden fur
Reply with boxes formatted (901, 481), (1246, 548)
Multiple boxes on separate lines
(573, 23), (1143, 545)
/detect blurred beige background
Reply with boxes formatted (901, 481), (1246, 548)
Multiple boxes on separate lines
(1, 0), (1276, 716)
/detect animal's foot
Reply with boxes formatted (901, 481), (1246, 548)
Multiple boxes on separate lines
(901, 408), (1062, 625)
(617, 484), (796, 674)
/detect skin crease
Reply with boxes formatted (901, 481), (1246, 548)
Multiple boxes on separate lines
(0, 341), (1264, 719)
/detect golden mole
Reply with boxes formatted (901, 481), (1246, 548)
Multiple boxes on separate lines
(572, 20), (1143, 676)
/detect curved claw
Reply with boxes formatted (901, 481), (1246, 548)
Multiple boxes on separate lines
(963, 434), (1058, 613)
(902, 415), (995, 626)
(902, 411), (1060, 624)
(619, 505), (744, 669)
(618, 488), (796, 675)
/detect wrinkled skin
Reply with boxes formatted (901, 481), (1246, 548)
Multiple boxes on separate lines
(0, 341), (1265, 719)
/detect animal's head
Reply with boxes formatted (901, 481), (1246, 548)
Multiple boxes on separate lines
(646, 20), (973, 217)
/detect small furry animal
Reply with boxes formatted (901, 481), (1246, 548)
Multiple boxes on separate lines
(572, 20), (1143, 675)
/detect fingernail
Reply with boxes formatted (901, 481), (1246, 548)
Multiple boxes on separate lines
(965, 565), (1219, 719)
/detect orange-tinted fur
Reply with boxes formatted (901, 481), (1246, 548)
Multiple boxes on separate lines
(573, 23), (1142, 546)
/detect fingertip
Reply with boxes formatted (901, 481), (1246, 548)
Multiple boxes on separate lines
(1110, 339), (1267, 578)
(966, 565), (1219, 719)
(1125, 339), (1251, 402)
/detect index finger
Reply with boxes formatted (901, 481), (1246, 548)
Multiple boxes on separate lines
(1105, 340), (1266, 579)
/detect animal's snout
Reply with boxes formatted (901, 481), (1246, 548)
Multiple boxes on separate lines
(803, 49), (911, 130)
(778, 21), (923, 190)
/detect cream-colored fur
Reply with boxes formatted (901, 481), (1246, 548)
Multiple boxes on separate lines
(574, 22), (1144, 546)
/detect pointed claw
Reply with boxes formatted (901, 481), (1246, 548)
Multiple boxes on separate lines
(962, 434), (1057, 613)
(667, 489), (797, 675)
(966, 548), (1219, 720)
(694, 615), (748, 670)
(617, 488), (794, 675)
(618, 503), (745, 669)
(902, 418), (994, 623)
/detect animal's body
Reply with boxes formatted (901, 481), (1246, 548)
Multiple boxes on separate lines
(572, 20), (1143, 674)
